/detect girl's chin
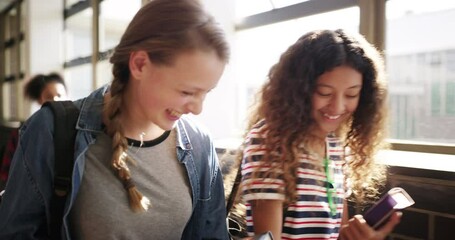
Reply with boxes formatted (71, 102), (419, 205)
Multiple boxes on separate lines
(316, 125), (340, 136)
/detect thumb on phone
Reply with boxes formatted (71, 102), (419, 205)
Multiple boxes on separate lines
(377, 211), (402, 236)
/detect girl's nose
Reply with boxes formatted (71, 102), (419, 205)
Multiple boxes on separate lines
(328, 95), (346, 114)
(186, 98), (203, 115)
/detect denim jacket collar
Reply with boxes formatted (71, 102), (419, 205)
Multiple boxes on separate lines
(75, 85), (108, 134)
(74, 85), (194, 157)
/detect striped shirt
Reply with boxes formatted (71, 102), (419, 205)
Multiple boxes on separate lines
(241, 122), (345, 240)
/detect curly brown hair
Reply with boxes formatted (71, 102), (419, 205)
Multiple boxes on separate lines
(242, 29), (389, 206)
(105, 0), (229, 212)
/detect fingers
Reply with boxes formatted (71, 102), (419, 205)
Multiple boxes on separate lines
(339, 212), (402, 240)
(340, 215), (374, 240)
(376, 211), (402, 237)
(350, 215), (370, 238)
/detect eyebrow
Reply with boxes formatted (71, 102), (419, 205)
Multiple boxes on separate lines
(317, 84), (362, 89)
(183, 85), (217, 93)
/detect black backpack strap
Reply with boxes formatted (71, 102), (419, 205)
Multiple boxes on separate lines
(42, 101), (79, 240)
(226, 164), (242, 215)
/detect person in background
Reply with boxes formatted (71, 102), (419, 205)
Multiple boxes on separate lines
(24, 72), (68, 106)
(0, 0), (230, 239)
(238, 29), (401, 240)
(0, 72), (67, 189)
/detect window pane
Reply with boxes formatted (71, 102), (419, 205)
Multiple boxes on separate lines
(4, 48), (11, 76)
(234, 0), (273, 18)
(2, 82), (13, 120)
(271, 0), (311, 9)
(99, 0), (141, 52)
(446, 82), (455, 115)
(64, 64), (93, 100)
(97, 60), (113, 88)
(65, 8), (92, 61)
(65, 0), (85, 8)
(20, 41), (26, 73)
(386, 0), (455, 144)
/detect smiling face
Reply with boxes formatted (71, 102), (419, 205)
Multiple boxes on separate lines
(311, 65), (363, 138)
(126, 49), (225, 133)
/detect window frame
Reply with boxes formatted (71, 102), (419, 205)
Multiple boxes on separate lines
(0, 0), (25, 121)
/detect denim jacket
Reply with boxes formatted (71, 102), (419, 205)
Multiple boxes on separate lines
(0, 85), (229, 240)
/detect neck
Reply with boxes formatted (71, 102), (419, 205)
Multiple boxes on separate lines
(103, 91), (165, 141)
(120, 115), (166, 141)
(304, 135), (326, 159)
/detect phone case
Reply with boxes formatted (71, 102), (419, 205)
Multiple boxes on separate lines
(363, 187), (415, 229)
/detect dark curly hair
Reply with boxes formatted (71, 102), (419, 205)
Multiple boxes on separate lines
(24, 72), (66, 101)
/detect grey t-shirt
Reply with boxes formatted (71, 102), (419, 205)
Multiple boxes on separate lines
(69, 130), (192, 240)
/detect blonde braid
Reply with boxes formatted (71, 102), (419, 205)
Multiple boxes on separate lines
(104, 78), (151, 212)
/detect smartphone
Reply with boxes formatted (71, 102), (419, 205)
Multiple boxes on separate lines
(363, 187), (415, 229)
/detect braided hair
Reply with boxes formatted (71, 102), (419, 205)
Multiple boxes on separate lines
(105, 0), (229, 212)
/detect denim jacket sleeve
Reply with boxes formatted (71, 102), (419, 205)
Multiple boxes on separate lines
(201, 165), (230, 240)
(0, 107), (56, 239)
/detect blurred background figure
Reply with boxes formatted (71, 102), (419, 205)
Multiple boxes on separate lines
(0, 72), (68, 190)
(24, 72), (68, 106)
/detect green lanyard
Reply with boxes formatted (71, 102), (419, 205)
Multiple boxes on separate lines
(324, 157), (337, 217)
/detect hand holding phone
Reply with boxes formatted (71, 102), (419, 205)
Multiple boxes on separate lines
(363, 187), (415, 229)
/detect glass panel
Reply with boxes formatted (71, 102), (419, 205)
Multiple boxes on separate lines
(431, 82), (441, 116)
(234, 0), (273, 18)
(386, 0), (455, 144)
(20, 1), (26, 32)
(446, 82), (455, 116)
(20, 41), (26, 73)
(64, 64), (93, 100)
(4, 48), (9, 76)
(99, 0), (141, 52)
(66, 0), (86, 9)
(97, 60), (113, 88)
(2, 82), (13, 120)
(271, 0), (310, 9)
(7, 9), (17, 40)
(233, 7), (359, 133)
(64, 8), (93, 61)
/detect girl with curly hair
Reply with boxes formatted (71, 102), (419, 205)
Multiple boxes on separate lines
(239, 29), (401, 240)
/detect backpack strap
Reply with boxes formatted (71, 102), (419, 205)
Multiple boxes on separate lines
(226, 164), (242, 215)
(42, 101), (79, 239)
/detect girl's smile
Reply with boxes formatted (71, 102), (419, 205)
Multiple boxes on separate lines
(311, 65), (362, 137)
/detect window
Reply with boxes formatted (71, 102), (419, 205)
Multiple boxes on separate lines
(386, 0), (455, 144)
(0, 0), (25, 121)
(446, 81), (455, 115)
(63, 0), (141, 99)
(99, 0), (140, 53)
(431, 82), (441, 116)
(65, 8), (93, 62)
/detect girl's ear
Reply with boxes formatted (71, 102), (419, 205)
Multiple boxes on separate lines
(129, 50), (150, 80)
